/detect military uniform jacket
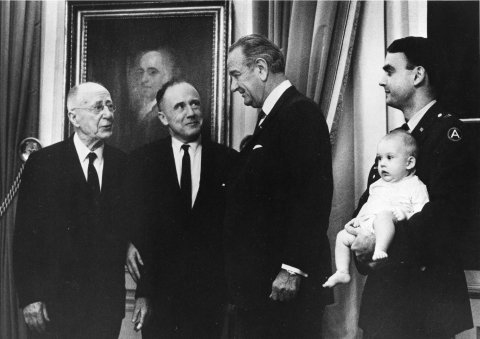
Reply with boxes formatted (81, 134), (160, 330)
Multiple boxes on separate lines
(224, 86), (334, 310)
(357, 103), (473, 337)
(13, 136), (128, 323)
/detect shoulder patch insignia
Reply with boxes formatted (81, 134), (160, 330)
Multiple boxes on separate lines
(447, 127), (462, 141)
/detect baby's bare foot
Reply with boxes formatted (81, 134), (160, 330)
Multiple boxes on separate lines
(322, 271), (351, 288)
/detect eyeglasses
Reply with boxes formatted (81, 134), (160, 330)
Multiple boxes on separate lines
(71, 102), (116, 114)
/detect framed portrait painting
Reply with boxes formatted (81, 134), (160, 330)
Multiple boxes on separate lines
(67, 1), (231, 152)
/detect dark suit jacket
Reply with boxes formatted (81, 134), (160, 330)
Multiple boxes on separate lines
(356, 103), (473, 337)
(13, 136), (127, 329)
(224, 86), (334, 310)
(126, 137), (237, 323)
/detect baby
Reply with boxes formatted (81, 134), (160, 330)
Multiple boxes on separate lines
(323, 129), (429, 288)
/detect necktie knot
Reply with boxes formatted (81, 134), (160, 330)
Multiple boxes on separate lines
(254, 110), (266, 134)
(258, 110), (266, 121)
(181, 144), (190, 153)
(88, 152), (97, 164)
(400, 123), (410, 131)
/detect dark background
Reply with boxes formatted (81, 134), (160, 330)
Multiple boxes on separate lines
(429, 0), (480, 269)
(86, 15), (214, 151)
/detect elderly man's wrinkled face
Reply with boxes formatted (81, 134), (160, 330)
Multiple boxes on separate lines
(137, 51), (174, 102)
(158, 82), (203, 143)
(227, 47), (265, 108)
(68, 84), (115, 148)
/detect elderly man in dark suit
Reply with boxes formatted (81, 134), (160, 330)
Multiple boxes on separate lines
(348, 36), (473, 339)
(224, 34), (333, 339)
(125, 79), (237, 338)
(14, 82), (127, 338)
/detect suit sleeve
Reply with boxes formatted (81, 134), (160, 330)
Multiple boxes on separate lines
(121, 151), (155, 298)
(278, 100), (333, 275)
(13, 153), (50, 308)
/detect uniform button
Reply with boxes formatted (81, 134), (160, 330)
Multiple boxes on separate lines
(420, 266), (426, 271)
(437, 113), (442, 117)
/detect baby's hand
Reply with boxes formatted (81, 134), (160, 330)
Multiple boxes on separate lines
(392, 208), (407, 222)
(345, 218), (359, 229)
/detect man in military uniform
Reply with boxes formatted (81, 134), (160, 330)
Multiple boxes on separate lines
(347, 36), (473, 338)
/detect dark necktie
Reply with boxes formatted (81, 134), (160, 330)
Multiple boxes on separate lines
(254, 110), (266, 134)
(87, 152), (100, 197)
(400, 122), (410, 131)
(180, 144), (192, 210)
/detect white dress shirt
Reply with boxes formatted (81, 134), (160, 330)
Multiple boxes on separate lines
(259, 80), (292, 126)
(171, 136), (202, 208)
(73, 133), (105, 189)
(407, 100), (437, 131)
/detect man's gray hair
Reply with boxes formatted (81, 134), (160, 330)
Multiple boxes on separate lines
(66, 82), (107, 112)
(229, 34), (285, 74)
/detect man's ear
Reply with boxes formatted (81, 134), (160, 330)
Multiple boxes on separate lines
(67, 111), (79, 127)
(255, 58), (269, 82)
(413, 66), (426, 86)
(406, 155), (416, 170)
(158, 111), (169, 126)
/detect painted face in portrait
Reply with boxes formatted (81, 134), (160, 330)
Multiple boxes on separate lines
(68, 83), (115, 148)
(227, 47), (266, 108)
(379, 52), (418, 111)
(136, 51), (174, 103)
(158, 82), (203, 143)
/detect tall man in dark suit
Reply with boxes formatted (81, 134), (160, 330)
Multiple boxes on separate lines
(125, 79), (237, 338)
(348, 36), (473, 339)
(224, 34), (333, 338)
(14, 82), (128, 338)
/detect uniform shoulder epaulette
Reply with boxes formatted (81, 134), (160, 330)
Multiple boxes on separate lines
(436, 112), (463, 142)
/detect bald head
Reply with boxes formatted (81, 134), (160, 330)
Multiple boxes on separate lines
(67, 82), (110, 112)
(67, 82), (115, 149)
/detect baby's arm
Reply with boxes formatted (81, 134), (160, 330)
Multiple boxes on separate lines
(407, 184), (430, 218)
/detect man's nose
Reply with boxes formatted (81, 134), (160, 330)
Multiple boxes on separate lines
(379, 74), (386, 87)
(230, 78), (238, 92)
(141, 72), (149, 84)
(101, 106), (114, 120)
(185, 105), (196, 117)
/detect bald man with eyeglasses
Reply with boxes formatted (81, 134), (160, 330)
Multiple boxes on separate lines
(14, 82), (128, 339)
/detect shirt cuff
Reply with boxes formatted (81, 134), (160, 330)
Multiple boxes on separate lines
(281, 264), (308, 278)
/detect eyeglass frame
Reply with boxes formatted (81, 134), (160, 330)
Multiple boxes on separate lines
(70, 102), (116, 114)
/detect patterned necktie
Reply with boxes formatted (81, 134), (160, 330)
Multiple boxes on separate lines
(254, 110), (266, 134)
(87, 152), (100, 197)
(180, 144), (192, 210)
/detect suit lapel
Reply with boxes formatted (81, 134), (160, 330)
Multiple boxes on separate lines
(65, 136), (88, 189)
(242, 86), (297, 152)
(193, 140), (210, 210)
(411, 103), (441, 147)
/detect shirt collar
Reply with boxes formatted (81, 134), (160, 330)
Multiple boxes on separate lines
(262, 80), (292, 115)
(73, 133), (104, 162)
(407, 100), (437, 131)
(171, 135), (201, 154)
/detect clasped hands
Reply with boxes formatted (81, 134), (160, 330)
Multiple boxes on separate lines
(269, 269), (301, 302)
(22, 301), (50, 333)
(345, 207), (406, 264)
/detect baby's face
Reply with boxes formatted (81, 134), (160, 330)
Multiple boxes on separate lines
(376, 137), (412, 183)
